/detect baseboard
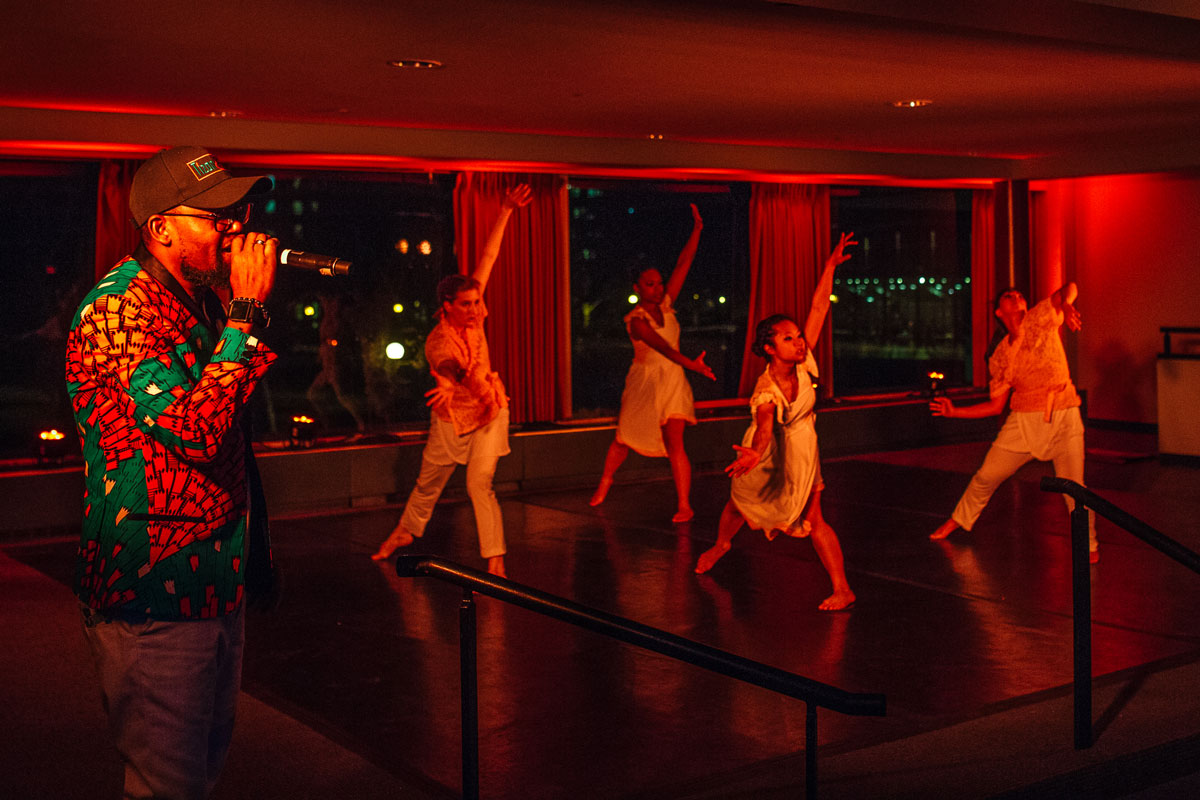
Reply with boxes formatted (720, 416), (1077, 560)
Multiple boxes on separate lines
(1086, 418), (1157, 434)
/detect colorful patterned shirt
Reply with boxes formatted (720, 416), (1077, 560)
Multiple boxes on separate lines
(65, 252), (276, 619)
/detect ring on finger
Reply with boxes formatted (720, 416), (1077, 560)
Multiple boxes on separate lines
(254, 239), (267, 246)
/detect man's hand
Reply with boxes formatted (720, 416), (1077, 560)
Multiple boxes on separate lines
(228, 231), (278, 302)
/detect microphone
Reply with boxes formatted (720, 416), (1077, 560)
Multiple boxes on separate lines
(280, 249), (352, 277)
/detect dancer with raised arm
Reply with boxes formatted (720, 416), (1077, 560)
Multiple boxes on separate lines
(372, 184), (533, 576)
(589, 203), (715, 523)
(694, 233), (857, 612)
(929, 283), (1097, 561)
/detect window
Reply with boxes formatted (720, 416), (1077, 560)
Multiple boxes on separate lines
(251, 171), (457, 436)
(829, 186), (974, 395)
(568, 180), (749, 416)
(0, 161), (97, 459)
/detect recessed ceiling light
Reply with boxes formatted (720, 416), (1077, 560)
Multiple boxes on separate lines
(388, 59), (444, 70)
(208, 110), (243, 118)
(891, 99), (933, 108)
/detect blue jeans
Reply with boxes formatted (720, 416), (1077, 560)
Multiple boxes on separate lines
(81, 604), (245, 800)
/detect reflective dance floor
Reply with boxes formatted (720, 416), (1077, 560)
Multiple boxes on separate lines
(6, 433), (1200, 798)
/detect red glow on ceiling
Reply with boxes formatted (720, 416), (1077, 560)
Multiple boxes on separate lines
(0, 99), (193, 118)
(220, 151), (995, 187)
(0, 140), (161, 159)
(0, 141), (996, 189)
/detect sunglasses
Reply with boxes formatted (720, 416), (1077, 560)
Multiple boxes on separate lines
(160, 203), (252, 233)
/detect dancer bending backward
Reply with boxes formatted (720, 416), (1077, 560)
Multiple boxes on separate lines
(694, 233), (857, 612)
(589, 203), (715, 523)
(929, 283), (1097, 561)
(372, 184), (533, 576)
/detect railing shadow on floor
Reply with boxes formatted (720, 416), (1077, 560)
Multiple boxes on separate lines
(395, 555), (886, 800)
(1040, 476), (1200, 750)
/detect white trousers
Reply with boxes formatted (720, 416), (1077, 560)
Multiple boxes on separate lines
(399, 454), (506, 559)
(952, 408), (1097, 550)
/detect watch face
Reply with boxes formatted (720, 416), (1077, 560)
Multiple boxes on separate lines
(228, 299), (268, 327)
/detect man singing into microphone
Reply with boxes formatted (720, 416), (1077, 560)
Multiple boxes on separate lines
(66, 146), (277, 799)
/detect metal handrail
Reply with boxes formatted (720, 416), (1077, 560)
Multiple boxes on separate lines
(396, 554), (886, 799)
(1039, 476), (1200, 749)
(1041, 477), (1200, 575)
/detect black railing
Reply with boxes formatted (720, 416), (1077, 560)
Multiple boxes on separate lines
(395, 555), (886, 800)
(1040, 477), (1200, 749)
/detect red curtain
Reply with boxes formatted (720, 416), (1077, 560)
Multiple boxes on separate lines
(970, 188), (996, 386)
(453, 172), (570, 424)
(95, 160), (140, 279)
(739, 183), (831, 397)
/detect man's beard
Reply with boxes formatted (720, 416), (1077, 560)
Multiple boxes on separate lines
(180, 255), (231, 289)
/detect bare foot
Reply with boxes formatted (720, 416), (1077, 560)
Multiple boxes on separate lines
(695, 542), (730, 574)
(1089, 548), (1099, 564)
(672, 507), (695, 524)
(487, 556), (507, 577)
(589, 478), (612, 507)
(929, 519), (960, 540)
(819, 590), (856, 611)
(371, 524), (415, 561)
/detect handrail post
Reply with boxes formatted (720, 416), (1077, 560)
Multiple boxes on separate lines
(460, 588), (480, 799)
(1071, 504), (1093, 749)
(806, 702), (818, 800)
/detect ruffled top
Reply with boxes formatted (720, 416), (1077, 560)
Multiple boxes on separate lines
(989, 297), (1080, 419)
(424, 301), (508, 436)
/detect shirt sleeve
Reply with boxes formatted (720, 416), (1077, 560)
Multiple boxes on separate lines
(75, 293), (275, 464)
(988, 345), (1011, 399)
(623, 304), (652, 334)
(424, 324), (458, 374)
(748, 369), (786, 421)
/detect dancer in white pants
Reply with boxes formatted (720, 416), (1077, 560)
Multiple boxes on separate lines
(930, 282), (1098, 561)
(372, 184), (532, 576)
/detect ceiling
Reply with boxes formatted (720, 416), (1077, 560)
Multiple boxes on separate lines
(2, 0), (1200, 180)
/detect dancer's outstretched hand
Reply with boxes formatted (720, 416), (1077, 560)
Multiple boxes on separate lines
(689, 350), (716, 381)
(826, 231), (858, 269)
(1062, 300), (1082, 332)
(503, 184), (533, 210)
(929, 397), (955, 418)
(425, 379), (455, 412)
(726, 445), (761, 477)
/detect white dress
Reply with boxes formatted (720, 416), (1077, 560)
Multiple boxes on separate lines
(730, 355), (821, 534)
(615, 295), (697, 458)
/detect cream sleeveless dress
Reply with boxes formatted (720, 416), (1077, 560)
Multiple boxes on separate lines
(615, 295), (696, 458)
(731, 354), (821, 534)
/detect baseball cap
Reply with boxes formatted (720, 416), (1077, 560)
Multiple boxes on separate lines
(129, 145), (273, 227)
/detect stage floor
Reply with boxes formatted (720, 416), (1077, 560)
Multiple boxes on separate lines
(6, 433), (1200, 798)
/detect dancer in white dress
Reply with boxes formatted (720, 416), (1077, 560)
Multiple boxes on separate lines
(694, 233), (857, 612)
(589, 204), (715, 523)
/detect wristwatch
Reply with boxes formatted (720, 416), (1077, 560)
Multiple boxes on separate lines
(227, 297), (270, 328)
